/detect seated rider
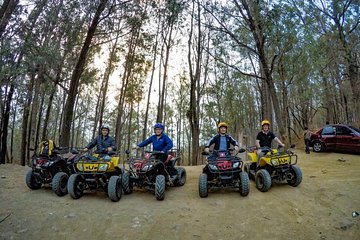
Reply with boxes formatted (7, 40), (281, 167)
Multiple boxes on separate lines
(137, 123), (173, 164)
(204, 122), (239, 160)
(84, 125), (116, 154)
(255, 120), (285, 167)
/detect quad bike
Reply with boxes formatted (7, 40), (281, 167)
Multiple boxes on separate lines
(244, 145), (302, 192)
(199, 149), (249, 198)
(25, 147), (77, 197)
(122, 149), (186, 201)
(67, 150), (122, 202)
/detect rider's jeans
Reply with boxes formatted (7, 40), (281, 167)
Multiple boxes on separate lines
(256, 149), (265, 168)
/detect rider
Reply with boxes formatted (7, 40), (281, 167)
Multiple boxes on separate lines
(84, 125), (116, 154)
(137, 123), (173, 163)
(204, 122), (239, 160)
(255, 120), (285, 167)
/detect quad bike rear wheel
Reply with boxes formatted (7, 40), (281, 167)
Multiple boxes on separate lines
(243, 162), (254, 180)
(255, 169), (272, 192)
(108, 175), (122, 202)
(25, 170), (41, 190)
(68, 174), (84, 199)
(287, 165), (302, 187)
(155, 175), (165, 201)
(239, 171), (250, 196)
(174, 167), (186, 186)
(52, 172), (68, 196)
(313, 141), (324, 152)
(122, 171), (133, 194)
(199, 173), (208, 198)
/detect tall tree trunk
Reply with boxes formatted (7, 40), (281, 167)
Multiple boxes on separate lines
(59, 0), (108, 147)
(143, 19), (160, 140)
(187, 0), (201, 166)
(0, 84), (14, 164)
(0, 0), (19, 38)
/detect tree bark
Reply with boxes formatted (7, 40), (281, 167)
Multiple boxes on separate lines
(59, 0), (108, 147)
(0, 0), (19, 38)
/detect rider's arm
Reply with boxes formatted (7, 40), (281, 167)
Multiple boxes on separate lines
(162, 135), (173, 153)
(137, 136), (153, 148)
(255, 139), (261, 149)
(274, 137), (285, 147)
(85, 137), (98, 150)
(228, 135), (239, 152)
(108, 137), (117, 151)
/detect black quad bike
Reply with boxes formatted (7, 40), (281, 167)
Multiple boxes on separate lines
(25, 147), (77, 196)
(244, 145), (302, 192)
(122, 149), (186, 201)
(67, 150), (123, 202)
(199, 149), (250, 198)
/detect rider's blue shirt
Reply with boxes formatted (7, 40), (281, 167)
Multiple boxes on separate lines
(219, 136), (227, 151)
(137, 133), (173, 153)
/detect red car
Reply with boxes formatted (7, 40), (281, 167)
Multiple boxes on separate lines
(310, 124), (360, 153)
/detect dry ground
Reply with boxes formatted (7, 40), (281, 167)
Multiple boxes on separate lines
(0, 150), (359, 240)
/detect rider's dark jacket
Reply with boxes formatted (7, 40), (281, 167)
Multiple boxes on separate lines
(205, 134), (239, 150)
(85, 135), (116, 152)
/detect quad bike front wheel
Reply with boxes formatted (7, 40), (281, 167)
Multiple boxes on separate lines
(68, 174), (84, 199)
(199, 173), (208, 198)
(287, 165), (302, 187)
(52, 172), (68, 196)
(122, 171), (133, 194)
(25, 170), (41, 190)
(239, 171), (250, 196)
(155, 175), (165, 201)
(108, 175), (122, 202)
(174, 167), (186, 186)
(255, 169), (272, 192)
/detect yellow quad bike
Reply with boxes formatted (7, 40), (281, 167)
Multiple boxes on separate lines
(67, 151), (122, 202)
(244, 145), (302, 192)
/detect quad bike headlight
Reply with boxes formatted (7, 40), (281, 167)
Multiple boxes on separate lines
(142, 164), (152, 171)
(209, 164), (218, 171)
(270, 160), (279, 166)
(98, 164), (108, 171)
(77, 164), (84, 171)
(232, 162), (240, 168)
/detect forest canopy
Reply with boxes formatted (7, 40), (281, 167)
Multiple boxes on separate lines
(0, 0), (359, 165)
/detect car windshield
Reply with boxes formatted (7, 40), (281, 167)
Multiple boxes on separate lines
(349, 126), (360, 134)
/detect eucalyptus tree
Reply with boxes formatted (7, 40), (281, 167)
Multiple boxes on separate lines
(306, 0), (360, 126)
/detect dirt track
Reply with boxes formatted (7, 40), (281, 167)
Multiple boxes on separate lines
(0, 150), (359, 240)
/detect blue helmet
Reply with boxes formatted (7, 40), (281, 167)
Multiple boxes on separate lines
(153, 123), (164, 130)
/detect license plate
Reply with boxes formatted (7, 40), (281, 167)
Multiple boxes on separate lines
(278, 158), (289, 164)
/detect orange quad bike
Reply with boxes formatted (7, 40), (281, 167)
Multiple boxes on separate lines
(244, 145), (302, 192)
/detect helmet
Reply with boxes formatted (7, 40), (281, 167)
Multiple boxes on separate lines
(218, 122), (228, 129)
(100, 124), (110, 131)
(153, 123), (164, 130)
(261, 120), (270, 126)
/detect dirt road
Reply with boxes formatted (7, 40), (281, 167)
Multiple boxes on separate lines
(0, 151), (359, 240)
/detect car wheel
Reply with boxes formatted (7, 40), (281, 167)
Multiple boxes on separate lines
(313, 141), (324, 152)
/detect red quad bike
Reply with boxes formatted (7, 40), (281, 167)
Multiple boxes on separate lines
(122, 149), (186, 201)
(25, 147), (78, 196)
(199, 149), (250, 198)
